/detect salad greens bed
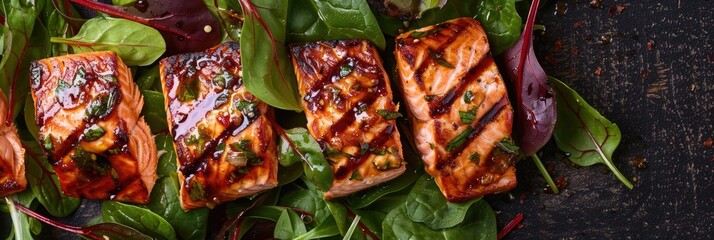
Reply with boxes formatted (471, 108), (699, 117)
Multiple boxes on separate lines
(0, 0), (632, 239)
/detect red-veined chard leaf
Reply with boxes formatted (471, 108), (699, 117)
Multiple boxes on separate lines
(50, 17), (166, 66)
(70, 0), (220, 54)
(0, 0), (43, 124)
(204, 0), (242, 43)
(372, 0), (478, 37)
(286, 0), (386, 49)
(549, 77), (633, 189)
(239, 0), (302, 111)
(502, 0), (556, 156)
(5, 194), (35, 240)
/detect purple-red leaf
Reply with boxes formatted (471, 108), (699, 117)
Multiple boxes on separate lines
(502, 0), (556, 155)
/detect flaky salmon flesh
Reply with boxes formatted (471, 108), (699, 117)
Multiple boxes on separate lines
(290, 39), (406, 199)
(160, 42), (278, 210)
(395, 17), (518, 202)
(30, 51), (157, 204)
(0, 91), (26, 197)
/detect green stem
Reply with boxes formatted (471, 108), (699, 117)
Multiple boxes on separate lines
(531, 154), (559, 194)
(596, 149), (634, 189)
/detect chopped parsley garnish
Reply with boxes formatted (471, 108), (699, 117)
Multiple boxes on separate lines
(235, 100), (259, 119)
(43, 134), (54, 151)
(212, 70), (233, 88)
(446, 127), (475, 151)
(82, 124), (106, 142)
(350, 171), (362, 181)
(101, 75), (117, 83)
(409, 31), (429, 38)
(498, 138), (520, 154)
(428, 49), (454, 68)
(459, 108), (476, 124)
(230, 140), (262, 165)
(464, 90), (474, 103)
(86, 88), (118, 119)
(360, 143), (370, 155)
(424, 95), (436, 101)
(339, 62), (354, 78)
(376, 109), (403, 120)
(188, 178), (205, 201)
(73, 67), (87, 86)
(469, 152), (481, 164)
(71, 147), (112, 175)
(178, 77), (199, 102)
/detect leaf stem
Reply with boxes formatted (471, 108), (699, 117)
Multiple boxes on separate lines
(593, 143), (634, 189)
(497, 213), (524, 239)
(531, 154), (559, 194)
(10, 200), (93, 236)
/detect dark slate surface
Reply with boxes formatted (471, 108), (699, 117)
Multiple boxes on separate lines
(488, 0), (713, 239)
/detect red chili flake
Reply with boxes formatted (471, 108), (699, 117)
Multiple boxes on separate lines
(589, 0), (603, 9)
(617, 4), (628, 14)
(518, 193), (526, 203)
(704, 137), (713, 148)
(571, 47), (579, 56)
(640, 69), (649, 80)
(573, 19), (586, 28)
(647, 39), (656, 51)
(594, 67), (602, 76)
(517, 224), (524, 230)
(555, 176), (568, 189)
(553, 38), (563, 52)
(608, 6), (617, 16)
(497, 213), (524, 240)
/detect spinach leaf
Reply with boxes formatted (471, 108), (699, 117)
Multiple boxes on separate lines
(382, 200), (496, 240)
(50, 17), (166, 66)
(23, 95), (39, 141)
(405, 174), (480, 229)
(277, 189), (331, 226)
(549, 77), (633, 189)
(473, 0), (522, 55)
(274, 209), (308, 239)
(102, 201), (177, 240)
(20, 132), (81, 217)
(240, 0), (302, 111)
(1, 0), (44, 121)
(112, 0), (137, 6)
(293, 216), (340, 240)
(325, 200), (349, 236)
(82, 222), (152, 240)
(286, 0), (386, 49)
(148, 175), (209, 240)
(279, 128), (333, 191)
(155, 134), (177, 178)
(374, 0), (478, 37)
(345, 167), (419, 209)
(278, 164), (304, 186)
(5, 195), (35, 240)
(140, 90), (168, 134)
(343, 214), (361, 240)
(136, 65), (160, 91)
(204, 0), (242, 43)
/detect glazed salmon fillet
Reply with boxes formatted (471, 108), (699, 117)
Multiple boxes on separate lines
(290, 40), (406, 199)
(160, 42), (278, 210)
(0, 91), (26, 197)
(29, 52), (157, 204)
(395, 18), (517, 202)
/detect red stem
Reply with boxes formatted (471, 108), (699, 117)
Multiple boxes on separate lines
(215, 193), (270, 240)
(267, 116), (312, 169)
(497, 213), (524, 239)
(515, 0), (541, 109)
(5, 37), (29, 125)
(12, 201), (88, 235)
(68, 0), (191, 39)
(346, 207), (378, 240)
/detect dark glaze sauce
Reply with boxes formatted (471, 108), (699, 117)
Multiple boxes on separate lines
(29, 53), (149, 203)
(397, 21), (466, 89)
(291, 40), (401, 181)
(429, 56), (492, 117)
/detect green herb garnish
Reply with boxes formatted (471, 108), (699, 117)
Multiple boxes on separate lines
(428, 49), (454, 68)
(497, 138), (520, 154)
(463, 90), (474, 103)
(459, 108), (476, 124)
(82, 124), (106, 142)
(446, 127), (475, 151)
(376, 109), (403, 120)
(339, 62), (354, 78)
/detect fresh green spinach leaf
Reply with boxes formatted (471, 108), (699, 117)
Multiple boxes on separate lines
(473, 0), (522, 55)
(140, 90), (168, 134)
(549, 77), (633, 189)
(50, 17), (166, 66)
(240, 0), (302, 111)
(345, 167), (419, 209)
(382, 200), (496, 240)
(102, 201), (177, 240)
(278, 189), (330, 226)
(374, 0), (478, 37)
(5, 195), (34, 240)
(405, 174), (480, 229)
(279, 128), (333, 191)
(148, 175), (209, 240)
(325, 200), (349, 236)
(274, 209), (308, 239)
(136, 65), (160, 91)
(155, 133), (177, 178)
(204, 0), (242, 43)
(286, 0), (386, 49)
(293, 216), (340, 240)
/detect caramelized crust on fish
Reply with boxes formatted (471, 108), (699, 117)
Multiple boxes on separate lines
(395, 18), (517, 202)
(160, 42), (278, 210)
(290, 40), (405, 199)
(0, 91), (26, 197)
(30, 52), (157, 204)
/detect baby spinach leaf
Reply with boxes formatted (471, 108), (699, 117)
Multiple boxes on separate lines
(473, 0), (522, 55)
(102, 201), (177, 240)
(405, 174), (481, 229)
(326, 200), (349, 236)
(155, 134), (177, 178)
(136, 65), (160, 91)
(286, 0), (386, 49)
(140, 90), (168, 134)
(549, 77), (633, 189)
(148, 175), (209, 240)
(1, 0), (44, 122)
(293, 216), (340, 240)
(345, 167), (420, 209)
(274, 209), (308, 239)
(50, 17), (166, 66)
(382, 200), (496, 240)
(278, 164), (304, 186)
(239, 0), (302, 111)
(279, 128), (333, 191)
(373, 0), (478, 37)
(204, 0), (242, 43)
(20, 132), (81, 217)
(278, 189), (330, 226)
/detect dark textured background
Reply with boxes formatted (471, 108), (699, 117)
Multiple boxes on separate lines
(488, 0), (713, 239)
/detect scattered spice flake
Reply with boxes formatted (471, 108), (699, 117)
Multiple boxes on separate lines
(594, 67), (602, 76)
(518, 193), (526, 203)
(647, 39), (656, 51)
(608, 6), (616, 16)
(544, 176), (568, 194)
(631, 175), (639, 183)
(704, 137), (713, 148)
(571, 47), (579, 56)
(646, 80), (668, 99)
(630, 155), (648, 170)
(573, 19), (586, 28)
(553, 38), (563, 52)
(707, 53), (713, 63)
(599, 33), (613, 45)
(497, 213), (524, 240)
(555, 0), (567, 16)
(640, 69), (650, 80)
(589, 0), (603, 9)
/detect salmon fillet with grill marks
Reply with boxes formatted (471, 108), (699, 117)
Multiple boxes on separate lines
(30, 52), (157, 204)
(395, 17), (517, 202)
(0, 91), (26, 197)
(290, 40), (406, 199)
(160, 42), (278, 210)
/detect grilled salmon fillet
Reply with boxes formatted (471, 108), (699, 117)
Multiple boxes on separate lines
(0, 91), (26, 197)
(395, 18), (517, 202)
(290, 40), (406, 199)
(29, 52), (158, 204)
(160, 42), (278, 210)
